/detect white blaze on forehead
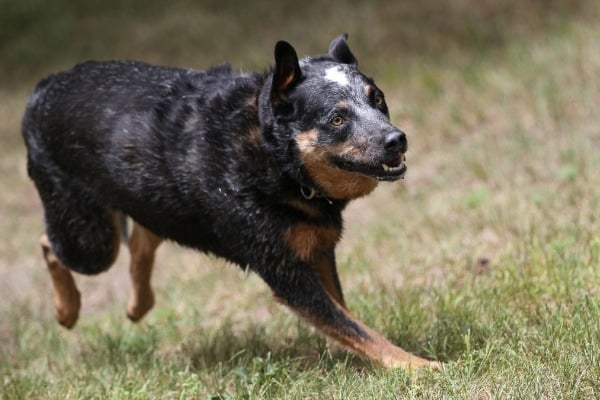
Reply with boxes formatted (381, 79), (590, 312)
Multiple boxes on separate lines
(324, 66), (349, 86)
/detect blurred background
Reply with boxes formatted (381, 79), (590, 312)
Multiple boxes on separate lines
(2, 0), (597, 87)
(1, 0), (599, 388)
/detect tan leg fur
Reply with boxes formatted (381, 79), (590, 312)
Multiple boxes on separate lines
(126, 222), (162, 321)
(40, 234), (81, 328)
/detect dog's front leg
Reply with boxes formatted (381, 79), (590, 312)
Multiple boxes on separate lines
(312, 250), (346, 309)
(262, 259), (439, 369)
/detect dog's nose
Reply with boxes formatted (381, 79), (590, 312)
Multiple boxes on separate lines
(383, 130), (407, 153)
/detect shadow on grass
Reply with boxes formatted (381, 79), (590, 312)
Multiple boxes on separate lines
(0, 294), (486, 375)
(166, 320), (367, 372)
(15, 311), (355, 372)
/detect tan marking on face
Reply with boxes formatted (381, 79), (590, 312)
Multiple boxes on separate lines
(296, 129), (319, 153)
(339, 142), (367, 158)
(296, 129), (378, 200)
(309, 163), (378, 200)
(337, 100), (349, 109)
(364, 85), (374, 97)
(284, 223), (340, 261)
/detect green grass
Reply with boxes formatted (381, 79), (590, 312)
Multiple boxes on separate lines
(2, 1), (600, 398)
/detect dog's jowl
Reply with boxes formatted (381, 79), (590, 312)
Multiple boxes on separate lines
(22, 34), (438, 369)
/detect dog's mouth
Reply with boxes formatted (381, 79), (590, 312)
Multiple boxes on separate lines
(333, 153), (407, 181)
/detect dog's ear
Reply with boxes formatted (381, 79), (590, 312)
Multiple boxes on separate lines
(328, 33), (358, 66)
(271, 41), (302, 103)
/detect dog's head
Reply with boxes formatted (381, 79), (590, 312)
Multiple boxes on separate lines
(260, 34), (407, 201)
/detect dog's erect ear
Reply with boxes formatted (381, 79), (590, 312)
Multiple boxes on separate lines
(271, 41), (302, 102)
(328, 33), (358, 66)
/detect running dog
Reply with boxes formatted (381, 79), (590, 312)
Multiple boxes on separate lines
(22, 34), (438, 369)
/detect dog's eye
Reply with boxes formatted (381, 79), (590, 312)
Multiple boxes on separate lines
(374, 95), (385, 107)
(330, 116), (345, 126)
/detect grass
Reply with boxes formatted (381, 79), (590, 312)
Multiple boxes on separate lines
(1, 0), (600, 398)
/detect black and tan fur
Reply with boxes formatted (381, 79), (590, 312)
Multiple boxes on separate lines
(22, 34), (438, 369)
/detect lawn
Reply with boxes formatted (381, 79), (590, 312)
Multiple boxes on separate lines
(1, 1), (599, 398)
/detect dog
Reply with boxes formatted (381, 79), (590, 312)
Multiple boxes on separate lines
(22, 34), (438, 369)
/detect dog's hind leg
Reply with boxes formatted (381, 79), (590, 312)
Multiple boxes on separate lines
(38, 209), (122, 328)
(27, 154), (123, 327)
(40, 234), (81, 328)
(126, 222), (162, 322)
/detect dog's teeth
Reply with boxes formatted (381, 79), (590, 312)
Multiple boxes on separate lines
(382, 163), (404, 173)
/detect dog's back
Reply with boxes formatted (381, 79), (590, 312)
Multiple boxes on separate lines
(24, 60), (230, 174)
(23, 61), (189, 185)
(23, 60), (270, 262)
